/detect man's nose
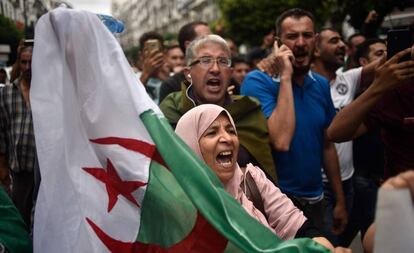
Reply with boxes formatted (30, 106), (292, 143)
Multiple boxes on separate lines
(339, 40), (346, 49)
(209, 59), (220, 73)
(296, 35), (306, 47)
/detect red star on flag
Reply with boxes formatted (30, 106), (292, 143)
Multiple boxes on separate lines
(83, 158), (147, 212)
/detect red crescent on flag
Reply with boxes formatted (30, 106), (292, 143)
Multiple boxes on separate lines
(86, 211), (228, 253)
(90, 137), (168, 168)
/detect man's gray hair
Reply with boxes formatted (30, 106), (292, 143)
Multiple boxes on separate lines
(185, 34), (231, 66)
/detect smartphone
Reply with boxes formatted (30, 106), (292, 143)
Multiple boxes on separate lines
(387, 29), (413, 61)
(144, 39), (161, 53)
(24, 39), (34, 47)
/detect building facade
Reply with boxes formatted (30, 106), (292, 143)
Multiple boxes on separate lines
(1, 0), (25, 24)
(0, 0), (69, 32)
(112, 0), (220, 50)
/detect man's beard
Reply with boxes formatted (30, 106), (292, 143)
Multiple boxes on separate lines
(293, 63), (310, 76)
(322, 52), (345, 71)
(292, 50), (312, 76)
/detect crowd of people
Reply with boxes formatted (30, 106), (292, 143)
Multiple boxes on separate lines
(0, 6), (413, 253)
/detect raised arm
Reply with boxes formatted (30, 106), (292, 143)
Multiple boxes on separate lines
(267, 41), (296, 151)
(139, 49), (164, 86)
(328, 47), (414, 142)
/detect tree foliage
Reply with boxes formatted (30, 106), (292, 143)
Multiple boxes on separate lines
(0, 15), (24, 65)
(218, 0), (413, 46)
(218, 0), (337, 46)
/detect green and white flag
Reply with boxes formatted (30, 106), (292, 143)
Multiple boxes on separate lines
(0, 187), (32, 252)
(31, 8), (329, 253)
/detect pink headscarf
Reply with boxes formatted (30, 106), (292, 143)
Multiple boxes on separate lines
(175, 104), (242, 196)
(175, 104), (236, 159)
(175, 105), (306, 239)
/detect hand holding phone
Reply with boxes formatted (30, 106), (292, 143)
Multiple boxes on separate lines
(144, 39), (161, 55)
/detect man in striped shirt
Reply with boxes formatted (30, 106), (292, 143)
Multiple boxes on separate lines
(0, 46), (36, 228)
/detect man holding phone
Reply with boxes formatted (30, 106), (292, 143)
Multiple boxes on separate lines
(136, 31), (168, 104)
(242, 8), (347, 237)
(328, 42), (414, 178)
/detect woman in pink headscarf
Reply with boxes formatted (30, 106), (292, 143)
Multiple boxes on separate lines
(175, 104), (338, 248)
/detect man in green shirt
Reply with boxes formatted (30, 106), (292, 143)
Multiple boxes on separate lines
(160, 34), (277, 183)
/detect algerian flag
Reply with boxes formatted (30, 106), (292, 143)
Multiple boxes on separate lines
(0, 187), (32, 252)
(31, 8), (329, 253)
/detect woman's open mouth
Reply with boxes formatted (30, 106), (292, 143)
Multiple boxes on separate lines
(216, 151), (233, 168)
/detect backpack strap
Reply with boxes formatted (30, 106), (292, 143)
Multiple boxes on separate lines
(241, 170), (268, 220)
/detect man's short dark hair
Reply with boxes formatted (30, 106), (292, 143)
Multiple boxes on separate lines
(139, 31), (164, 52)
(178, 21), (209, 54)
(231, 55), (250, 68)
(315, 27), (340, 47)
(275, 8), (314, 37)
(165, 44), (180, 52)
(354, 38), (386, 65)
(347, 33), (365, 46)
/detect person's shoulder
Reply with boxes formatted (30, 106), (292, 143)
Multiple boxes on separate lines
(309, 71), (331, 91)
(163, 72), (185, 85)
(341, 66), (362, 76)
(229, 95), (263, 113)
(335, 67), (362, 82)
(242, 70), (276, 94)
(159, 92), (183, 126)
(245, 163), (268, 185)
(333, 67), (363, 88)
(310, 71), (328, 84)
(227, 96), (268, 130)
(0, 83), (14, 99)
(245, 69), (272, 81)
(232, 94), (260, 104)
(160, 91), (182, 109)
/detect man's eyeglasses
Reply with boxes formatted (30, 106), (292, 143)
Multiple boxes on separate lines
(189, 56), (231, 69)
(20, 60), (31, 64)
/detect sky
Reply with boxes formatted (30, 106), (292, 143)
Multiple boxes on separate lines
(65, 0), (112, 15)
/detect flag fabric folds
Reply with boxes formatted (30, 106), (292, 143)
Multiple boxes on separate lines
(31, 8), (329, 253)
(0, 187), (32, 252)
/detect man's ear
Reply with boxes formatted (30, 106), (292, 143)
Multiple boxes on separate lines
(314, 47), (321, 57)
(183, 67), (191, 82)
(359, 57), (369, 66)
(184, 41), (191, 51)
